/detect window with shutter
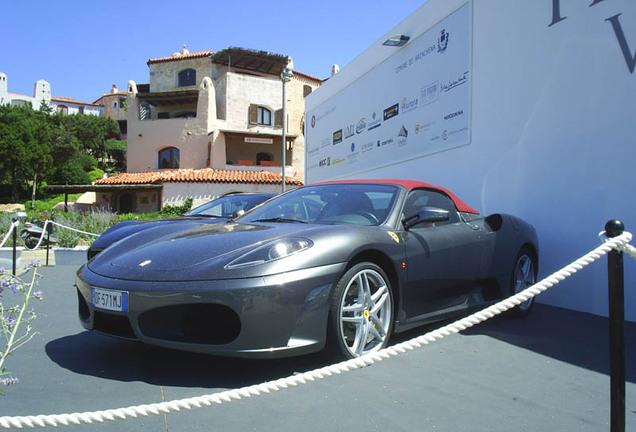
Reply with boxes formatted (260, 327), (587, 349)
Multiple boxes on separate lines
(248, 104), (258, 124)
(274, 109), (283, 127)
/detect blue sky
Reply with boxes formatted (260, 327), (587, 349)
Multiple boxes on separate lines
(2, 0), (425, 104)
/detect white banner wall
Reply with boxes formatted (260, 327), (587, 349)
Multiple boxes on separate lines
(305, 0), (636, 321)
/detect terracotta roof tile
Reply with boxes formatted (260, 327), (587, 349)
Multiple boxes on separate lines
(148, 50), (214, 65)
(51, 96), (101, 107)
(95, 168), (303, 186)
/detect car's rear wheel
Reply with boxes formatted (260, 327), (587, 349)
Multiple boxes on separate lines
(326, 262), (394, 359)
(508, 247), (537, 317)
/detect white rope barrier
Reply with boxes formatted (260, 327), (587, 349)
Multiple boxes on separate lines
(0, 220), (20, 249)
(49, 221), (99, 237)
(19, 220), (100, 251)
(0, 231), (632, 429)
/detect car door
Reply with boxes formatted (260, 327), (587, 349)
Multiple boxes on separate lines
(401, 189), (487, 319)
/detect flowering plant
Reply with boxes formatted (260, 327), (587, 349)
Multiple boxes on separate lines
(0, 262), (43, 395)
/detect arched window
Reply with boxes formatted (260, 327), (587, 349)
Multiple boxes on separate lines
(178, 69), (196, 87)
(158, 147), (180, 169)
(248, 104), (272, 126)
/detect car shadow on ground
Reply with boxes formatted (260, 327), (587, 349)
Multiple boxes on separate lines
(45, 332), (333, 389)
(46, 304), (634, 389)
(459, 303), (636, 383)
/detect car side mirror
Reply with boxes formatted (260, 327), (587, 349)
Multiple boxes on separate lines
(231, 209), (245, 220)
(402, 206), (450, 230)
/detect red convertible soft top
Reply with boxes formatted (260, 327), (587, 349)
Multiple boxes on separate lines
(311, 179), (480, 215)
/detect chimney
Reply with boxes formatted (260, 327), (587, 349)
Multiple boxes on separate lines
(111, 84), (118, 93)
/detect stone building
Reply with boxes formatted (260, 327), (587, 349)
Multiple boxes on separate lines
(0, 72), (101, 115)
(93, 85), (128, 139)
(95, 47), (322, 212)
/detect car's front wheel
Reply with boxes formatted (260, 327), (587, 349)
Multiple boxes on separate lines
(326, 262), (394, 359)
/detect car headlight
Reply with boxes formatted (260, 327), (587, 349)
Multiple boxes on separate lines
(225, 238), (313, 269)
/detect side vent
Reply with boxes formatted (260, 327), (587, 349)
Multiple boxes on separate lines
(484, 214), (503, 232)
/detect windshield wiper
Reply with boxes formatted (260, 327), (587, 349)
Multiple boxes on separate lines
(252, 217), (307, 223)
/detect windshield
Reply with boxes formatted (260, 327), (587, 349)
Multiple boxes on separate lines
(241, 184), (399, 226)
(183, 194), (273, 218)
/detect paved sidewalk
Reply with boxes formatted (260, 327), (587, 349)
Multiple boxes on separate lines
(0, 261), (634, 431)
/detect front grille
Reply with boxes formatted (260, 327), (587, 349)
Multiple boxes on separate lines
(93, 311), (136, 339)
(138, 304), (241, 344)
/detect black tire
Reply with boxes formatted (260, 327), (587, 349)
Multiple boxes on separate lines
(24, 235), (39, 249)
(507, 247), (537, 317)
(326, 262), (394, 359)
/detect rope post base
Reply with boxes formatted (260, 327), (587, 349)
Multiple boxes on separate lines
(605, 219), (625, 432)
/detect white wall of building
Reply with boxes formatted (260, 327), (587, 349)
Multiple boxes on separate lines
(305, 0), (636, 321)
(162, 182), (282, 208)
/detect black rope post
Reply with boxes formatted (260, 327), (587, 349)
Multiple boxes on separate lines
(12, 223), (17, 276)
(605, 219), (625, 432)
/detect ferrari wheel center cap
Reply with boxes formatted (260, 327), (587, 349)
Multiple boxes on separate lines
(363, 309), (370, 319)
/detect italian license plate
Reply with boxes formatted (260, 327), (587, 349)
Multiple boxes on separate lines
(92, 288), (129, 312)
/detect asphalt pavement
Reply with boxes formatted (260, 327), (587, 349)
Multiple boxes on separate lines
(0, 253), (634, 431)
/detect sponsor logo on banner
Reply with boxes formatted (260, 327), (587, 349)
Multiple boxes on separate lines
(356, 118), (367, 134)
(311, 115), (316, 128)
(377, 138), (394, 147)
(319, 157), (330, 167)
(438, 29), (449, 53)
(344, 124), (355, 139)
(367, 111), (381, 131)
(420, 82), (439, 106)
(444, 110), (464, 121)
(383, 103), (399, 121)
(447, 126), (469, 139)
(401, 96), (418, 113)
(398, 125), (408, 146)
(333, 129), (343, 144)
(332, 158), (345, 165)
(415, 122), (434, 134)
(349, 142), (360, 163)
(361, 141), (374, 153)
(441, 71), (469, 93)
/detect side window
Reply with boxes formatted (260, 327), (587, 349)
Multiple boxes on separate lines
(178, 69), (196, 87)
(403, 189), (460, 225)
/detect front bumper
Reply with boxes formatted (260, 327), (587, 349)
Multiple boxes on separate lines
(75, 262), (346, 358)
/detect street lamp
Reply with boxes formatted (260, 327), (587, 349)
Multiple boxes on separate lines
(281, 57), (294, 193)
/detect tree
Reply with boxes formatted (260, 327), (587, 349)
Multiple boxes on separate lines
(104, 139), (127, 171)
(0, 105), (53, 201)
(60, 114), (119, 169)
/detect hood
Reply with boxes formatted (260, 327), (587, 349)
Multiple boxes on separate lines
(90, 217), (225, 250)
(88, 221), (311, 281)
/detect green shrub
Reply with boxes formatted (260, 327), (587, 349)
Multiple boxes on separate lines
(160, 197), (193, 217)
(87, 168), (105, 183)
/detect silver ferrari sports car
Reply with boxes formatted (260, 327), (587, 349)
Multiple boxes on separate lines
(76, 180), (538, 359)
